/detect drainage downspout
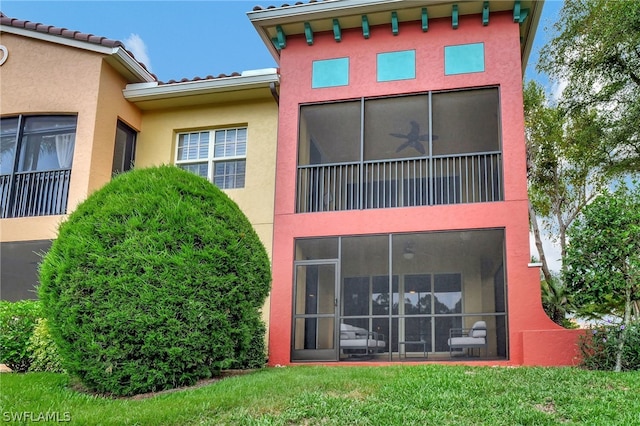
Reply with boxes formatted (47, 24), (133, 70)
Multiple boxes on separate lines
(269, 81), (279, 105)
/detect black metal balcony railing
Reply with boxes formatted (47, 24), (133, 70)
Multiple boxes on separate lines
(296, 152), (502, 213)
(1, 169), (72, 218)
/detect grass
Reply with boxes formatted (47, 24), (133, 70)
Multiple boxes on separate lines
(1, 365), (639, 425)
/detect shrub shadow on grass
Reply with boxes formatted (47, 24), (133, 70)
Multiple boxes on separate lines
(68, 369), (257, 400)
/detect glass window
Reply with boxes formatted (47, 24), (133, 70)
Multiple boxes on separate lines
(0, 118), (18, 175)
(18, 116), (77, 172)
(214, 128), (246, 158)
(372, 276), (392, 316)
(405, 275), (431, 314)
(0, 115), (77, 218)
(112, 121), (137, 176)
(214, 160), (246, 189)
(177, 132), (209, 161)
(176, 127), (247, 189)
(434, 273), (462, 314)
(343, 277), (370, 316)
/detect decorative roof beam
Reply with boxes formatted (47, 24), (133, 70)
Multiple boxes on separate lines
(275, 25), (286, 49)
(422, 8), (429, 32)
(304, 22), (313, 45)
(482, 2), (489, 26)
(391, 11), (399, 35)
(333, 18), (341, 42)
(513, 0), (521, 22)
(452, 4), (459, 29)
(518, 8), (530, 24)
(362, 15), (370, 39)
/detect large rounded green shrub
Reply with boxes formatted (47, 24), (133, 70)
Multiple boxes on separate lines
(39, 166), (271, 396)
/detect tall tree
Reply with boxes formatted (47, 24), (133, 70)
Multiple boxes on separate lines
(523, 81), (606, 286)
(563, 184), (640, 372)
(538, 0), (640, 175)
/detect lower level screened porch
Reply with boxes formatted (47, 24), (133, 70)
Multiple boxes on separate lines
(292, 229), (508, 362)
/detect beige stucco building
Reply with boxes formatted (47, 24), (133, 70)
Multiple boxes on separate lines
(0, 16), (279, 311)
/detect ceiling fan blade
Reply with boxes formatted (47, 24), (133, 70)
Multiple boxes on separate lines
(396, 141), (410, 153)
(389, 133), (408, 139)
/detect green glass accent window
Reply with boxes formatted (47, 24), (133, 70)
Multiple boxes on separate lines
(444, 43), (485, 75)
(312, 58), (349, 88)
(377, 50), (416, 82)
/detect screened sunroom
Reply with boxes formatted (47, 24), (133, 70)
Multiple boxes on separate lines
(292, 229), (508, 362)
(296, 87), (502, 213)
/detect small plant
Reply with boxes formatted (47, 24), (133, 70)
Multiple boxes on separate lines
(0, 300), (41, 372)
(27, 318), (65, 373)
(579, 321), (640, 371)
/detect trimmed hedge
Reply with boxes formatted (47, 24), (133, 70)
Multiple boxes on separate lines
(39, 166), (271, 396)
(0, 300), (41, 372)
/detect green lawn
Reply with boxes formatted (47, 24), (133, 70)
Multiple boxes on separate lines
(1, 365), (639, 425)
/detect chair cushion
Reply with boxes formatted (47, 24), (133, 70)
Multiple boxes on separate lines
(469, 321), (487, 338)
(448, 336), (486, 347)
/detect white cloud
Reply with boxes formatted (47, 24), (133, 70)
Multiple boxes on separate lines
(550, 77), (568, 103)
(124, 33), (152, 72)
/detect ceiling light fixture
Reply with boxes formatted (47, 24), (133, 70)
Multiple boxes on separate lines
(403, 243), (414, 260)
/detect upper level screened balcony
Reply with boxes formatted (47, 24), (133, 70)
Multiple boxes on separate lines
(296, 87), (503, 213)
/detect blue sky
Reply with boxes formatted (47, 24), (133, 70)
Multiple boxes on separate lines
(2, 1), (278, 81)
(2, 0), (563, 83)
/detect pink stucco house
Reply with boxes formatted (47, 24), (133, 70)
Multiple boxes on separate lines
(248, 0), (582, 365)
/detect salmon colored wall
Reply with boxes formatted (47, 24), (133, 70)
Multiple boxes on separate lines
(269, 12), (579, 366)
(0, 34), (142, 241)
(522, 329), (585, 366)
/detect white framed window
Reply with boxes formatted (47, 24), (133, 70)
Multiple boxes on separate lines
(175, 127), (247, 189)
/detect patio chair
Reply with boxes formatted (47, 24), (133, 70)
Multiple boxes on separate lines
(448, 320), (487, 357)
(340, 323), (386, 357)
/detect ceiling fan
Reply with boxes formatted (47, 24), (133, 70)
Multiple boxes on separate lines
(389, 120), (437, 155)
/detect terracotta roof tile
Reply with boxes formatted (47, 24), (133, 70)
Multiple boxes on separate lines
(252, 0), (327, 11)
(159, 72), (243, 85)
(0, 13), (125, 49)
(1, 12), (250, 85)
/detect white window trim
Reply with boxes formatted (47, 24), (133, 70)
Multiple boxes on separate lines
(174, 127), (247, 189)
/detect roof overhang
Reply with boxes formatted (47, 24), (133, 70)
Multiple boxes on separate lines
(248, 0), (544, 73)
(123, 68), (280, 110)
(0, 25), (155, 83)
